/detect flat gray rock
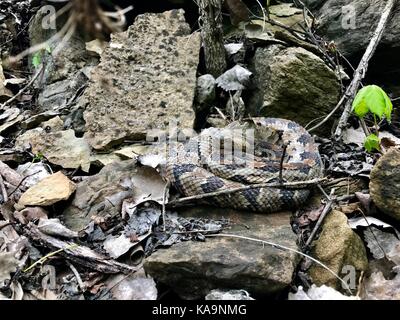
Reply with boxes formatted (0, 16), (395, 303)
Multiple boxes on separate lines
(144, 207), (300, 299)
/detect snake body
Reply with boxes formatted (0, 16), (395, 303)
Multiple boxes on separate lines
(166, 118), (323, 212)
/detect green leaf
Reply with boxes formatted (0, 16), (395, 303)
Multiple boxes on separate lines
(367, 85), (386, 119)
(352, 90), (369, 118)
(352, 85), (393, 121)
(383, 91), (393, 122)
(364, 133), (380, 152)
(32, 52), (41, 68)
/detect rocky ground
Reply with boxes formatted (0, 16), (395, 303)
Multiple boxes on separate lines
(0, 0), (400, 300)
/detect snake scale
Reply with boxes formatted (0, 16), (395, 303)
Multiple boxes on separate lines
(165, 118), (323, 212)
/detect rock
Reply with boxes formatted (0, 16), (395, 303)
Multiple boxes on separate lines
(289, 284), (360, 300)
(314, 0), (400, 57)
(21, 111), (60, 129)
(82, 10), (201, 150)
(40, 116), (64, 131)
(247, 45), (340, 133)
(63, 105), (86, 135)
(113, 145), (150, 160)
(16, 128), (91, 172)
(309, 210), (368, 290)
(16, 162), (50, 188)
(269, 3), (303, 17)
(144, 207), (301, 299)
(37, 72), (89, 111)
(205, 289), (254, 300)
(247, 7), (319, 55)
(90, 153), (121, 167)
(303, 0), (326, 10)
(14, 207), (48, 224)
(106, 270), (157, 300)
(29, 10), (98, 111)
(370, 148), (400, 221)
(0, 115), (23, 134)
(312, 0), (400, 96)
(0, 149), (31, 164)
(0, 61), (12, 100)
(38, 218), (79, 239)
(194, 74), (216, 112)
(362, 271), (400, 300)
(18, 172), (76, 208)
(63, 160), (165, 231)
(0, 107), (23, 134)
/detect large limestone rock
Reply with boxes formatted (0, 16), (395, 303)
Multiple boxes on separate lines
(18, 172), (76, 208)
(309, 210), (368, 290)
(82, 10), (201, 150)
(144, 207), (301, 299)
(247, 45), (340, 132)
(370, 148), (400, 221)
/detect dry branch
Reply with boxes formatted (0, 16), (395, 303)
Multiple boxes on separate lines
(25, 224), (138, 274)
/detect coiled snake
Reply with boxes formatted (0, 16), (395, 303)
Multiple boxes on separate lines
(166, 118), (323, 212)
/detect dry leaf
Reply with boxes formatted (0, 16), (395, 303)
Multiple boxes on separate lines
(216, 65), (252, 91)
(364, 227), (400, 265)
(0, 252), (19, 284)
(362, 271), (400, 300)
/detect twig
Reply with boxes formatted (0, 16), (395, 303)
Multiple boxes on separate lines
(162, 182), (170, 232)
(0, 65), (44, 110)
(308, 95), (346, 132)
(359, 211), (388, 259)
(7, 170), (41, 198)
(167, 178), (326, 208)
(0, 174), (8, 203)
(173, 229), (221, 235)
(305, 189), (336, 248)
(0, 222), (13, 230)
(255, 0), (267, 31)
(214, 107), (227, 120)
(317, 184), (330, 200)
(333, 0), (397, 140)
(279, 144), (288, 184)
(24, 244), (78, 273)
(360, 118), (371, 137)
(67, 261), (86, 292)
(206, 233), (353, 294)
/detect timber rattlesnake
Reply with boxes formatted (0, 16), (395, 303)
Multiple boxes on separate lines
(166, 118), (323, 212)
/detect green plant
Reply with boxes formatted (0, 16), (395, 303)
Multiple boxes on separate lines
(31, 44), (52, 68)
(352, 85), (393, 152)
(32, 152), (45, 163)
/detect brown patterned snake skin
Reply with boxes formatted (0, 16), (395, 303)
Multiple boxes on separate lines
(166, 118), (324, 212)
